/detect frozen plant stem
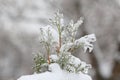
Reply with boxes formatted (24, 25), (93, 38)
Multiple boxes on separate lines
(47, 45), (50, 64)
(45, 42), (50, 64)
(58, 24), (62, 54)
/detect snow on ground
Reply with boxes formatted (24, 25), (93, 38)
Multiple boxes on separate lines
(18, 63), (92, 80)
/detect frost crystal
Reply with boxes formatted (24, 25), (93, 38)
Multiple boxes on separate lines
(62, 17), (84, 43)
(39, 25), (59, 44)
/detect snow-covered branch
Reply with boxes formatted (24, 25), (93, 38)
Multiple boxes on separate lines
(17, 11), (96, 80)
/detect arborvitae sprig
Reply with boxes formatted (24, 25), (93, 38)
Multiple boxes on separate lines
(33, 53), (48, 73)
(33, 11), (96, 74)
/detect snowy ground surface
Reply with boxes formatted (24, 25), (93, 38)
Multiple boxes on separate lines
(18, 63), (92, 80)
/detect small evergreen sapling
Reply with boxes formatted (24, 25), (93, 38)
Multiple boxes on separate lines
(33, 10), (96, 74)
(18, 10), (96, 80)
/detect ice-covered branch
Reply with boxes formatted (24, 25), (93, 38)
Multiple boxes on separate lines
(60, 34), (96, 53)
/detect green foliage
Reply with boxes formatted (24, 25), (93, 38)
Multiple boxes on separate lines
(57, 52), (91, 73)
(58, 52), (71, 69)
(33, 53), (48, 73)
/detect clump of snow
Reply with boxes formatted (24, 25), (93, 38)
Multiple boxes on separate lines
(60, 34), (96, 53)
(52, 52), (92, 74)
(50, 54), (59, 63)
(18, 63), (92, 80)
(75, 34), (96, 53)
(68, 54), (81, 67)
(48, 63), (62, 72)
(18, 63), (63, 80)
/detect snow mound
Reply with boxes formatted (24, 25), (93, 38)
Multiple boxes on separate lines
(18, 63), (92, 80)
